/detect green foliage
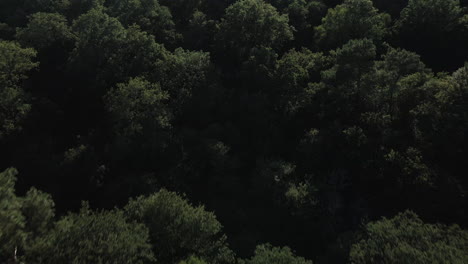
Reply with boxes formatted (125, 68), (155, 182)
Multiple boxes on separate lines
(70, 10), (170, 87)
(285, 0), (327, 46)
(179, 256), (208, 264)
(105, 0), (178, 45)
(0, 0), (70, 26)
(20, 188), (55, 238)
(0, 41), (37, 138)
(0, 168), (56, 263)
(125, 189), (235, 264)
(0, 168), (26, 262)
(159, 0), (202, 25)
(67, 0), (105, 18)
(36, 204), (155, 264)
(105, 77), (171, 140)
(350, 211), (468, 264)
(314, 0), (389, 49)
(393, 0), (465, 71)
(275, 48), (329, 113)
(69, 8), (126, 84)
(156, 48), (212, 109)
(0, 0), (467, 263)
(0, 41), (38, 85)
(217, 0), (293, 59)
(245, 244), (312, 264)
(396, 0), (463, 34)
(330, 38), (376, 83)
(16, 12), (75, 51)
(118, 25), (169, 80)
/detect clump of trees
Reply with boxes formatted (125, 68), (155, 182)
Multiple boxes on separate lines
(1, 0), (467, 263)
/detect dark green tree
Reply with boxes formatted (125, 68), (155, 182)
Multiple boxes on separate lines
(216, 0), (293, 63)
(314, 0), (389, 49)
(394, 0), (466, 70)
(105, 0), (179, 45)
(105, 77), (171, 144)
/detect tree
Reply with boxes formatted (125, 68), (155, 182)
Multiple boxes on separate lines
(350, 211), (468, 263)
(0, 168), (26, 262)
(20, 188), (55, 238)
(124, 189), (235, 264)
(16, 12), (75, 52)
(105, 77), (171, 141)
(314, 0), (389, 49)
(179, 256), (208, 264)
(394, 0), (466, 71)
(322, 38), (377, 109)
(284, 0), (328, 48)
(0, 168), (56, 263)
(34, 204), (155, 264)
(159, 0), (202, 26)
(115, 26), (169, 84)
(396, 0), (462, 35)
(0, 41), (37, 139)
(105, 0), (179, 45)
(275, 48), (329, 113)
(370, 46), (428, 115)
(69, 8), (126, 87)
(70, 10), (169, 88)
(0, 0), (70, 27)
(67, 0), (105, 18)
(216, 0), (293, 62)
(155, 48), (212, 111)
(245, 244), (312, 264)
(0, 41), (38, 86)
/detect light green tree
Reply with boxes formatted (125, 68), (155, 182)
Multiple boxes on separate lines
(0, 41), (37, 139)
(16, 12), (75, 51)
(0, 168), (26, 262)
(35, 204), (155, 264)
(245, 244), (312, 264)
(350, 211), (468, 264)
(125, 189), (235, 264)
(0, 168), (56, 263)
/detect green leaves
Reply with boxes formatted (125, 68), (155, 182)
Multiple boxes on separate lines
(395, 0), (463, 33)
(0, 168), (26, 262)
(314, 0), (389, 49)
(0, 40), (37, 138)
(0, 168), (55, 263)
(38, 205), (155, 264)
(16, 12), (75, 51)
(125, 189), (234, 264)
(0, 41), (38, 85)
(106, 0), (178, 45)
(245, 244), (312, 264)
(105, 77), (170, 139)
(20, 188), (55, 238)
(216, 0), (293, 61)
(350, 211), (468, 264)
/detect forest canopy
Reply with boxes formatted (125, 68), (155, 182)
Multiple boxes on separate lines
(0, 0), (467, 263)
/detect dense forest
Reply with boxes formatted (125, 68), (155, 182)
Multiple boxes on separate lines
(1, 0), (467, 263)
